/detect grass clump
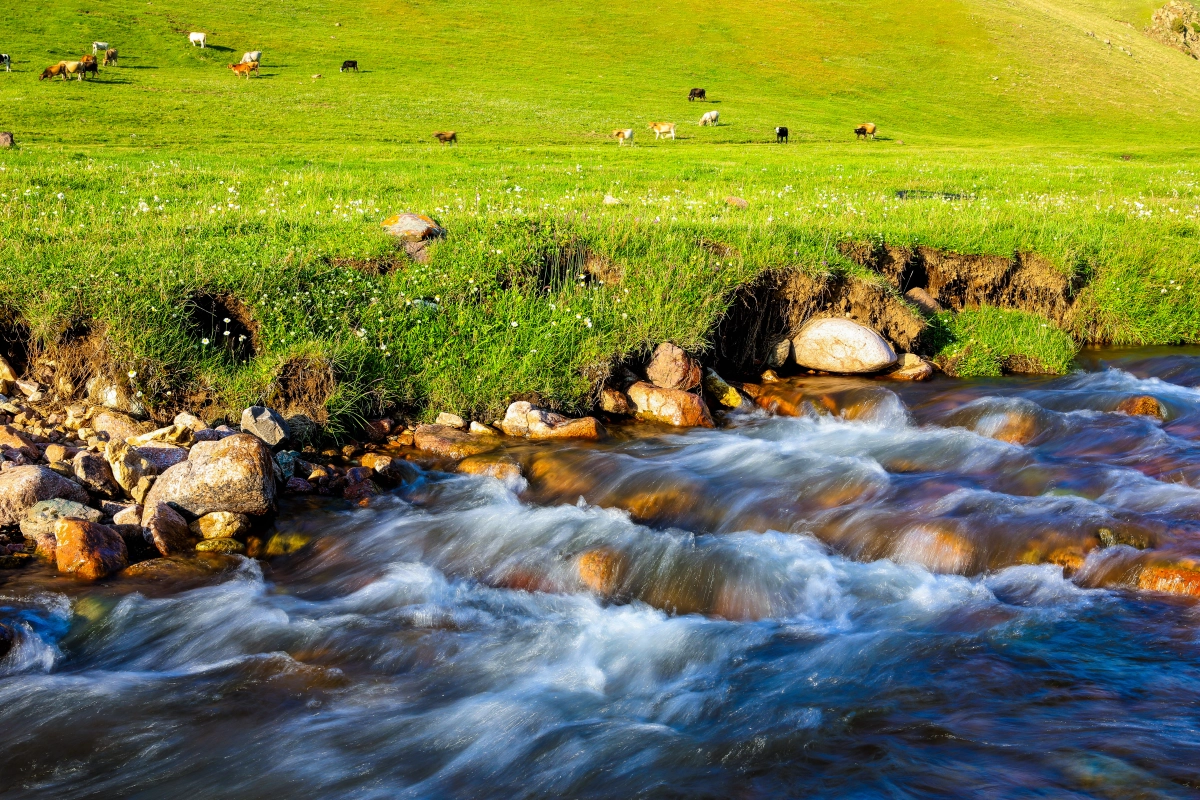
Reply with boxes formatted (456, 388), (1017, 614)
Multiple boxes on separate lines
(933, 307), (1079, 377)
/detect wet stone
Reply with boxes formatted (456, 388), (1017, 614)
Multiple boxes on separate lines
(195, 537), (245, 554)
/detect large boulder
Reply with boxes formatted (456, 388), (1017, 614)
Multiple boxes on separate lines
(20, 499), (103, 539)
(240, 406), (290, 447)
(105, 440), (159, 495)
(134, 443), (189, 473)
(54, 519), (128, 580)
(791, 318), (897, 374)
(142, 434), (277, 518)
(645, 343), (702, 391)
(72, 451), (122, 498)
(92, 411), (148, 444)
(500, 402), (606, 440)
(381, 212), (444, 242)
(0, 425), (39, 460)
(413, 424), (498, 459)
(626, 382), (715, 428)
(0, 466), (89, 526)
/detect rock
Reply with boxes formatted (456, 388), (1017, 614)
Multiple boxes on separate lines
(265, 532), (311, 557)
(0, 623), (14, 661)
(0, 425), (39, 460)
(143, 434), (277, 518)
(645, 343), (702, 391)
(413, 424), (498, 459)
(626, 382), (715, 428)
(1116, 395), (1166, 420)
(381, 212), (444, 242)
(112, 504), (144, 526)
(364, 417), (395, 442)
(44, 443), (80, 464)
(435, 412), (467, 430)
(240, 406), (290, 447)
(20, 499), (103, 539)
(457, 454), (522, 482)
(760, 369), (780, 383)
(1138, 562), (1200, 596)
(121, 553), (241, 581)
(889, 355), (934, 381)
(173, 412), (209, 432)
(396, 431), (415, 447)
(274, 450), (303, 481)
(92, 411), (147, 444)
(195, 538), (245, 554)
(142, 502), (194, 556)
(905, 287), (944, 315)
(892, 523), (973, 574)
(343, 466), (371, 484)
(127, 424), (193, 447)
(15, 380), (43, 401)
(577, 549), (626, 596)
(343, 480), (380, 502)
(599, 387), (633, 415)
(105, 440), (158, 494)
(285, 477), (315, 493)
(0, 466), (90, 526)
(766, 337), (792, 369)
(359, 453), (418, 484)
(133, 443), (189, 472)
(0, 354), (17, 387)
(469, 421), (498, 436)
(791, 318), (898, 374)
(189, 511), (251, 540)
(54, 519), (128, 580)
(725, 196), (749, 209)
(500, 402), (606, 440)
(702, 369), (744, 409)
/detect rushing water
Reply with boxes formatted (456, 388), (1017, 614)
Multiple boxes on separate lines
(3, 348), (1200, 798)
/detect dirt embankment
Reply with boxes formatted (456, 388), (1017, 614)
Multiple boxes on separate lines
(712, 242), (1086, 377)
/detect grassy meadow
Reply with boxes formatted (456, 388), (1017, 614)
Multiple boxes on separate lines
(1, 0), (1199, 432)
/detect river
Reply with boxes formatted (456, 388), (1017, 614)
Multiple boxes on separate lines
(2, 347), (1199, 797)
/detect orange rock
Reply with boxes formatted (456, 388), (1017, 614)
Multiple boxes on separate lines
(1046, 547), (1088, 576)
(1138, 562), (1200, 596)
(413, 424), (498, 460)
(626, 382), (715, 428)
(577, 549), (626, 596)
(54, 519), (128, 580)
(599, 387), (633, 415)
(531, 415), (606, 441)
(982, 410), (1040, 445)
(457, 454), (522, 481)
(1116, 395), (1166, 420)
(645, 343), (702, 391)
(892, 523), (974, 574)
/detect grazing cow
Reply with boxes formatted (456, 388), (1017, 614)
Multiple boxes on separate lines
(241, 50), (262, 64)
(648, 122), (676, 140)
(776, 126), (788, 143)
(855, 123), (877, 139)
(698, 110), (719, 126)
(80, 57), (99, 79)
(228, 61), (259, 78)
(80, 54), (97, 70)
(103, 48), (118, 66)
(688, 87), (706, 101)
(92, 41), (108, 54)
(433, 131), (457, 144)
(612, 128), (634, 145)
(189, 32), (207, 48)
(61, 61), (84, 81)
(0, 54), (10, 72)
(40, 63), (65, 80)
(340, 60), (358, 72)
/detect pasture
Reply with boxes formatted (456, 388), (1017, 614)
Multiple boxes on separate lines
(1, 0), (1199, 431)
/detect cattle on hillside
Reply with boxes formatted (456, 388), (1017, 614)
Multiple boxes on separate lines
(0, 54), (10, 72)
(241, 51), (262, 64)
(699, 110), (719, 126)
(39, 63), (65, 80)
(189, 32), (207, 48)
(104, 48), (118, 66)
(613, 128), (634, 145)
(433, 131), (457, 144)
(688, 88), (706, 101)
(341, 60), (358, 72)
(228, 61), (259, 78)
(776, 126), (788, 143)
(855, 123), (876, 139)
(92, 41), (108, 54)
(649, 122), (676, 140)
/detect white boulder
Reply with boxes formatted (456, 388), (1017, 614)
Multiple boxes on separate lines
(791, 318), (897, 374)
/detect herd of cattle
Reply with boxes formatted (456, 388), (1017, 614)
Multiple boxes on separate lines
(7, 40), (881, 145)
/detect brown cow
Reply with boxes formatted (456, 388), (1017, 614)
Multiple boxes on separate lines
(60, 61), (84, 81)
(855, 123), (877, 139)
(433, 131), (457, 144)
(228, 61), (259, 78)
(104, 48), (118, 66)
(40, 63), (65, 80)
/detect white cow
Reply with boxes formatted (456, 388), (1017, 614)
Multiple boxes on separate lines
(0, 54), (9, 72)
(612, 128), (634, 146)
(92, 41), (109, 54)
(699, 110), (719, 126)
(189, 32), (207, 48)
(241, 50), (262, 64)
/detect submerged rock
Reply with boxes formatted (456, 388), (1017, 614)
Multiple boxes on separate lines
(1137, 561), (1200, 596)
(414, 424), (499, 459)
(626, 382), (715, 428)
(577, 549), (627, 596)
(1116, 395), (1166, 420)
(457, 454), (522, 482)
(54, 519), (128, 580)
(0, 466), (90, 526)
(121, 553), (241, 581)
(195, 537), (245, 554)
(792, 318), (897, 374)
(500, 402), (606, 440)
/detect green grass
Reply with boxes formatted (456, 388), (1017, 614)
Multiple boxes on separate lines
(1, 0), (1199, 430)
(932, 307), (1080, 376)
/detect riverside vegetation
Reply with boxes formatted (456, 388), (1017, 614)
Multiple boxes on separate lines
(1, 0), (1199, 433)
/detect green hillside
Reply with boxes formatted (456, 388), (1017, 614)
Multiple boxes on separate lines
(1, 0), (1199, 430)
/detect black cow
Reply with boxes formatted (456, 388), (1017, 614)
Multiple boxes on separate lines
(776, 126), (788, 143)
(688, 87), (706, 101)
(340, 60), (358, 72)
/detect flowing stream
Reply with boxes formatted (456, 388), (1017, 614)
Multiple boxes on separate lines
(3, 348), (1200, 797)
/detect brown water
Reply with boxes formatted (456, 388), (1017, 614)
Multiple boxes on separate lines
(2, 347), (1200, 797)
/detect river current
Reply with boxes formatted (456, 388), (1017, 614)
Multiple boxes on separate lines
(3, 348), (1200, 798)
